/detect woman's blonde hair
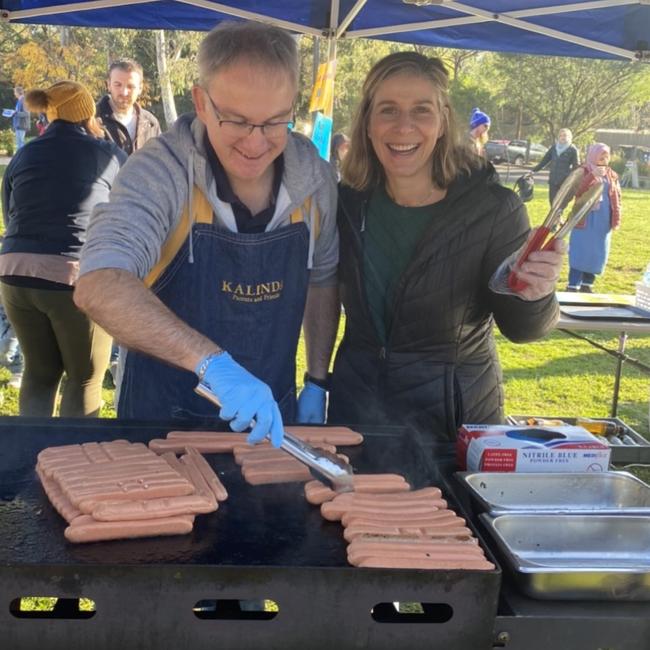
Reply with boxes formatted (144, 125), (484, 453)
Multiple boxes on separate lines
(342, 52), (482, 191)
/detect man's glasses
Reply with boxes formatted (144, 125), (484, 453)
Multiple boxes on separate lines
(204, 91), (294, 138)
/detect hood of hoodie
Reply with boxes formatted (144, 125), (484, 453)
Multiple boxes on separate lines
(157, 112), (329, 218)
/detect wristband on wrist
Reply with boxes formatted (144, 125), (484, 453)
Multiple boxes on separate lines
(303, 371), (331, 391)
(195, 350), (226, 381)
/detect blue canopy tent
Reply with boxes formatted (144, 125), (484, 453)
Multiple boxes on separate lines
(1, 1), (649, 62)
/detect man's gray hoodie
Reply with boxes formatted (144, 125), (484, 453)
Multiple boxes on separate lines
(79, 113), (338, 286)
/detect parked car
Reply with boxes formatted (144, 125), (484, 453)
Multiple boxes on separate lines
(485, 139), (548, 165)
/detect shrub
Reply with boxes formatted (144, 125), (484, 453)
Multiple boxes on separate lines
(0, 129), (14, 156)
(609, 154), (626, 176)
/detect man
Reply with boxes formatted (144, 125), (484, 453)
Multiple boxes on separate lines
(75, 22), (339, 447)
(96, 59), (161, 155)
(12, 86), (30, 150)
(533, 128), (580, 205)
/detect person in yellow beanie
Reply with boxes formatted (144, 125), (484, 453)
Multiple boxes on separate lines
(0, 80), (127, 417)
(24, 80), (102, 136)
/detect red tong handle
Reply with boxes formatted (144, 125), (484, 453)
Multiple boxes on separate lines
(507, 226), (551, 292)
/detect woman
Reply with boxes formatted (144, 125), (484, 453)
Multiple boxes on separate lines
(330, 132), (350, 181)
(532, 128), (580, 205)
(327, 52), (563, 441)
(566, 143), (621, 293)
(0, 81), (127, 416)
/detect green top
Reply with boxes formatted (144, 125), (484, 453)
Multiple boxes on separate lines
(363, 185), (441, 343)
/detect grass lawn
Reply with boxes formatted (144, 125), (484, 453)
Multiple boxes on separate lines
(0, 163), (649, 474)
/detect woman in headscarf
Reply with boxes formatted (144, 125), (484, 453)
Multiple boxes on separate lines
(532, 128), (580, 205)
(0, 81), (127, 416)
(566, 143), (622, 293)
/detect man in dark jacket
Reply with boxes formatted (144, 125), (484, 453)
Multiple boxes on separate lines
(96, 59), (161, 155)
(532, 128), (580, 205)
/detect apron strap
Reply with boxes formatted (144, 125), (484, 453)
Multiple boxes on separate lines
(145, 186), (213, 288)
(290, 196), (321, 240)
(145, 187), (319, 288)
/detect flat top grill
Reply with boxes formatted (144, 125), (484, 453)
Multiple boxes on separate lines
(0, 417), (441, 567)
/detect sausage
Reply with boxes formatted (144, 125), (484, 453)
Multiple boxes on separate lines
(348, 547), (488, 566)
(352, 533), (479, 546)
(303, 476), (410, 505)
(321, 499), (448, 522)
(64, 514), (195, 543)
(354, 556), (495, 570)
(284, 426), (364, 446)
(75, 479), (198, 514)
(347, 540), (487, 564)
(351, 475), (411, 492)
(167, 431), (256, 443)
(323, 487), (442, 507)
(304, 480), (337, 504)
(241, 452), (348, 472)
(61, 469), (191, 495)
(185, 447), (228, 501)
(54, 460), (177, 485)
(41, 443), (159, 479)
(243, 465), (312, 485)
(91, 494), (217, 521)
(342, 513), (466, 529)
(234, 444), (337, 465)
(39, 441), (153, 473)
(178, 454), (218, 508)
(241, 455), (310, 470)
(161, 452), (192, 482)
(343, 523), (473, 542)
(36, 465), (82, 523)
(341, 508), (456, 526)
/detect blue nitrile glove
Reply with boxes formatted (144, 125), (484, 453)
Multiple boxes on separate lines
(296, 381), (327, 424)
(196, 352), (284, 447)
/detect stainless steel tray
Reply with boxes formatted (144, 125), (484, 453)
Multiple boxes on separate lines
(480, 513), (650, 600)
(457, 471), (650, 516)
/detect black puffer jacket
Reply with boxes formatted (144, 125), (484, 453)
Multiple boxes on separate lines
(328, 165), (558, 441)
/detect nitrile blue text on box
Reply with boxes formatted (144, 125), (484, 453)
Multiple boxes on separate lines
(457, 424), (611, 472)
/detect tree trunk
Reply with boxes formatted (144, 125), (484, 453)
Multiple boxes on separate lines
(155, 30), (177, 128)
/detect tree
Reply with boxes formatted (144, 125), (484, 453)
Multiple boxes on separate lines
(491, 54), (650, 144)
(155, 30), (178, 125)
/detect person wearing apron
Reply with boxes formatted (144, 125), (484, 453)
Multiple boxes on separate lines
(75, 22), (340, 447)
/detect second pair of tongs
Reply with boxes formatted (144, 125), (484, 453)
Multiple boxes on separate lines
(508, 168), (604, 292)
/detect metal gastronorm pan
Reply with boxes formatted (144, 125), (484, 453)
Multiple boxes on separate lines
(457, 471), (650, 516)
(480, 513), (650, 601)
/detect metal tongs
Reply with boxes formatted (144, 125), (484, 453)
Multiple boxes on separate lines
(195, 381), (354, 493)
(508, 168), (604, 292)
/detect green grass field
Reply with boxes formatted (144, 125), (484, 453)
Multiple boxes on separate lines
(0, 163), (649, 462)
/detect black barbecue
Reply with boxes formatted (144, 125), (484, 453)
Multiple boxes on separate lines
(1, 417), (648, 650)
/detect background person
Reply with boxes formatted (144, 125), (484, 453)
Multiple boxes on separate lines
(468, 107), (490, 157)
(96, 58), (161, 155)
(566, 143), (621, 293)
(96, 58), (162, 382)
(11, 86), (30, 150)
(532, 128), (580, 205)
(0, 81), (126, 416)
(74, 22), (339, 445)
(330, 132), (350, 181)
(327, 52), (562, 441)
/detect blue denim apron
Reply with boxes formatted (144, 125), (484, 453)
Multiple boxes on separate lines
(118, 186), (311, 421)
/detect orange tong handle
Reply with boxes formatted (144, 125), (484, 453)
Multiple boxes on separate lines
(507, 226), (551, 292)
